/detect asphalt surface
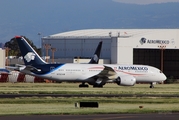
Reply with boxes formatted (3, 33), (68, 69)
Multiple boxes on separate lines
(1, 94), (179, 98)
(1, 113), (179, 120)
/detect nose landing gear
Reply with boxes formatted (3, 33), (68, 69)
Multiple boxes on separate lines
(150, 82), (154, 88)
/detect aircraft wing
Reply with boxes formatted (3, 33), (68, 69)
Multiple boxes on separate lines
(87, 65), (118, 84)
(21, 65), (41, 72)
(10, 64), (41, 75)
(97, 65), (117, 78)
(6, 64), (26, 71)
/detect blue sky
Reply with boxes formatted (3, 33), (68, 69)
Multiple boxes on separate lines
(114, 0), (179, 4)
(0, 0), (179, 46)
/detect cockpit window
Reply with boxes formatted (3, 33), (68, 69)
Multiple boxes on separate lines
(160, 70), (163, 73)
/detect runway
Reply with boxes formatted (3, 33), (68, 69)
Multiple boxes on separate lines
(1, 113), (179, 120)
(0, 94), (179, 98)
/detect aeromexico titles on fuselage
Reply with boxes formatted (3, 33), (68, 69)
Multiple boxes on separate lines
(30, 64), (149, 75)
(118, 66), (148, 72)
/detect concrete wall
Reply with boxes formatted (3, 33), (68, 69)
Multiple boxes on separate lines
(117, 37), (133, 64)
(0, 49), (5, 68)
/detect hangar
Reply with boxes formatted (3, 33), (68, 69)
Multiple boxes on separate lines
(42, 29), (179, 79)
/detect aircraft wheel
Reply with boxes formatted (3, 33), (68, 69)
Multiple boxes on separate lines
(93, 84), (103, 88)
(149, 83), (154, 88)
(79, 84), (89, 88)
(84, 84), (89, 87)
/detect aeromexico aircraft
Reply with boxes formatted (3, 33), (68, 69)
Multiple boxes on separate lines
(0, 68), (10, 74)
(15, 36), (166, 88)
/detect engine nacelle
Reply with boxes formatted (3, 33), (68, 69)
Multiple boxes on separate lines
(115, 76), (136, 86)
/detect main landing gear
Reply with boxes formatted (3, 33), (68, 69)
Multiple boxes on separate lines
(79, 82), (89, 88)
(78, 83), (104, 88)
(93, 84), (103, 88)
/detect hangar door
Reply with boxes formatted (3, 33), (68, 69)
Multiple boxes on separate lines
(133, 49), (179, 79)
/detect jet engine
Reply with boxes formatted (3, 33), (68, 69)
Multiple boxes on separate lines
(115, 76), (136, 86)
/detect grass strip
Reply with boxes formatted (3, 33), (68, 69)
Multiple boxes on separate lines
(0, 83), (179, 115)
(0, 83), (179, 95)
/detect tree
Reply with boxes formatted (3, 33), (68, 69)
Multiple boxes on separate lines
(4, 36), (41, 57)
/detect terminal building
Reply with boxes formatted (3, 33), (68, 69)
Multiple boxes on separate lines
(42, 29), (179, 79)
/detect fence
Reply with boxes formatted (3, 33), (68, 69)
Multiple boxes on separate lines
(1, 71), (45, 83)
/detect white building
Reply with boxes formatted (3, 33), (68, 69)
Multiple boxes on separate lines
(42, 29), (179, 79)
(0, 48), (5, 68)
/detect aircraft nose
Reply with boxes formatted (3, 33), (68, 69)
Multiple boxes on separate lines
(162, 73), (167, 81)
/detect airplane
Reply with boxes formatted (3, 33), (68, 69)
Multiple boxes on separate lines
(4, 37), (102, 84)
(14, 36), (166, 88)
(0, 68), (10, 74)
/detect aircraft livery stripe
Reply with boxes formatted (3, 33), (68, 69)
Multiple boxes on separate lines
(88, 67), (104, 69)
(33, 64), (65, 75)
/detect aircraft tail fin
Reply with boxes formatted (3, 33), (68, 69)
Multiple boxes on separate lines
(89, 41), (102, 64)
(15, 36), (46, 65)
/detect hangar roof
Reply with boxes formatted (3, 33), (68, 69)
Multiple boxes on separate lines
(43, 29), (132, 39)
(43, 29), (178, 39)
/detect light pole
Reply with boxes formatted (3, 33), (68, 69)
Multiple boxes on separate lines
(5, 47), (11, 66)
(158, 45), (166, 72)
(44, 44), (51, 62)
(51, 48), (56, 63)
(38, 33), (41, 56)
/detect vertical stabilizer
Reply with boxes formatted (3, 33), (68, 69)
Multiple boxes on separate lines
(15, 36), (46, 65)
(89, 41), (102, 64)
